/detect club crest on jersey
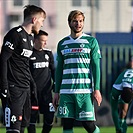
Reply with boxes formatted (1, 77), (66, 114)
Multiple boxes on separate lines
(4, 41), (14, 50)
(80, 43), (85, 48)
(45, 54), (49, 60)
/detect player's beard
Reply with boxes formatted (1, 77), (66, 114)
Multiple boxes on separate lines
(70, 25), (83, 33)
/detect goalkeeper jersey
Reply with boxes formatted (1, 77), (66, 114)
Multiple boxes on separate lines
(113, 69), (133, 91)
(55, 33), (101, 94)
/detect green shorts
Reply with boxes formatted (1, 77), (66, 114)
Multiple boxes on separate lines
(57, 93), (96, 121)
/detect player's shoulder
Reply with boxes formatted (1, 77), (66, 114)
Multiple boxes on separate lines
(9, 26), (23, 33)
(58, 36), (70, 45)
(82, 33), (96, 40)
(5, 26), (24, 37)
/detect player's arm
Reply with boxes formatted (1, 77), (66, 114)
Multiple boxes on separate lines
(91, 58), (102, 106)
(91, 38), (102, 106)
(0, 31), (19, 98)
(91, 58), (100, 90)
(91, 38), (101, 91)
(0, 48), (12, 97)
(110, 88), (122, 131)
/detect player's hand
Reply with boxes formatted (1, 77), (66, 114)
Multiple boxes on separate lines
(93, 90), (102, 106)
(53, 93), (59, 109)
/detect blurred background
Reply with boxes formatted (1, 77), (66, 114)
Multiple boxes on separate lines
(0, 0), (133, 128)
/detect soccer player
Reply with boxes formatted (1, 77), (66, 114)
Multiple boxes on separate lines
(0, 5), (46, 133)
(53, 10), (102, 133)
(110, 58), (133, 133)
(27, 30), (55, 133)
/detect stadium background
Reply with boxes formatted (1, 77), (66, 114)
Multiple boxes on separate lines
(0, 0), (133, 128)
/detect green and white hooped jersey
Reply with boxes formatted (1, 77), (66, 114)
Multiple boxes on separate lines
(113, 69), (133, 91)
(56, 33), (101, 94)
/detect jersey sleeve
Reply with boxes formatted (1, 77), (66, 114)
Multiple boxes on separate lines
(91, 38), (101, 59)
(0, 30), (20, 91)
(55, 43), (63, 93)
(91, 58), (100, 90)
(90, 38), (101, 90)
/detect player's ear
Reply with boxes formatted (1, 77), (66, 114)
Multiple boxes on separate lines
(32, 17), (37, 24)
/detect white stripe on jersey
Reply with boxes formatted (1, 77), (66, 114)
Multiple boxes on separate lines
(60, 88), (92, 94)
(113, 83), (133, 90)
(63, 68), (90, 74)
(64, 58), (90, 64)
(62, 78), (91, 84)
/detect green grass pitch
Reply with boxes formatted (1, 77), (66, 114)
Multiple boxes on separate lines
(0, 126), (133, 133)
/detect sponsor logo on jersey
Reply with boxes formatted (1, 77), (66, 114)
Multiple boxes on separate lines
(79, 111), (93, 118)
(4, 41), (14, 50)
(33, 62), (49, 68)
(64, 48), (83, 54)
(63, 48), (90, 54)
(21, 49), (33, 57)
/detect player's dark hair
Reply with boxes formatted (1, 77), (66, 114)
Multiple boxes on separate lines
(68, 10), (85, 23)
(23, 5), (46, 20)
(121, 87), (133, 103)
(34, 30), (48, 39)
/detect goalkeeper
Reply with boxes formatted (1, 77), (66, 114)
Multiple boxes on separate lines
(110, 58), (133, 133)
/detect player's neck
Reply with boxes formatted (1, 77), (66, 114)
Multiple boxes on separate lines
(21, 23), (32, 34)
(34, 45), (43, 51)
(70, 31), (82, 39)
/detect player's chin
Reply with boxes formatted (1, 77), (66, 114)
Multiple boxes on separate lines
(74, 28), (82, 33)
